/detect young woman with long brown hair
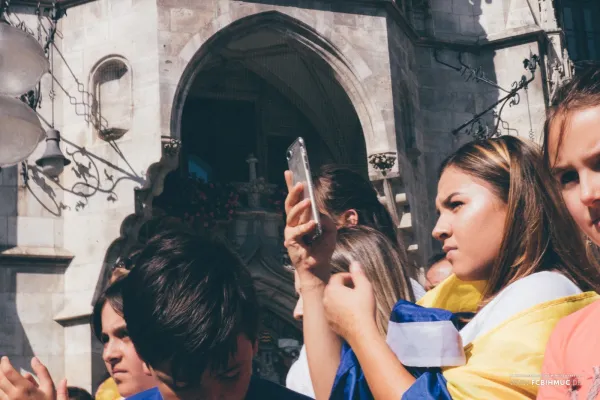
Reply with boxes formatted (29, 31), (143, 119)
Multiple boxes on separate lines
(285, 136), (600, 399)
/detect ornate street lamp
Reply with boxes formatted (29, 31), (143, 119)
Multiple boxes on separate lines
(0, 1), (49, 169)
(0, 1), (71, 178)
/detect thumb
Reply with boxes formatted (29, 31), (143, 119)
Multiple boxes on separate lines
(31, 357), (56, 397)
(56, 379), (68, 400)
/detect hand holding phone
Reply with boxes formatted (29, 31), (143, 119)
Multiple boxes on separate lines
(286, 137), (322, 241)
(283, 169), (337, 282)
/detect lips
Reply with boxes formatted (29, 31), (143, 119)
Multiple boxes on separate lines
(442, 246), (457, 260)
(112, 368), (127, 375)
(442, 246), (457, 254)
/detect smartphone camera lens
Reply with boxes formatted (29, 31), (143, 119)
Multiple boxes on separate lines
(286, 150), (292, 160)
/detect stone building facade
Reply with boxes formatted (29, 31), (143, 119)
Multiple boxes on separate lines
(0, 0), (592, 392)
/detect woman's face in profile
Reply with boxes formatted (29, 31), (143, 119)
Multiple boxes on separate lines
(432, 166), (507, 281)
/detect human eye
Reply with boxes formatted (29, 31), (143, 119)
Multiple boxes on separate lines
(559, 170), (579, 187)
(449, 201), (464, 211)
(115, 327), (130, 341)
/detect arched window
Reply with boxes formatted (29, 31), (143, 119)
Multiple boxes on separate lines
(90, 55), (133, 141)
(557, 0), (600, 61)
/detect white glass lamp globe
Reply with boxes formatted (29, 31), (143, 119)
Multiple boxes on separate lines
(0, 23), (49, 96)
(0, 95), (45, 167)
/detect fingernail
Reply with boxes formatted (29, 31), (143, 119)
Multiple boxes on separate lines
(32, 357), (39, 365)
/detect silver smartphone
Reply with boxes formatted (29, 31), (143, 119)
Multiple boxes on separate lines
(286, 137), (322, 241)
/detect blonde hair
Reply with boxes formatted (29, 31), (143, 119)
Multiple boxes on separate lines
(331, 225), (414, 336)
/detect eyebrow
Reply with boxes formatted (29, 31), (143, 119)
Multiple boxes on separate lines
(216, 363), (242, 376)
(550, 164), (568, 178)
(553, 142), (600, 176)
(435, 191), (461, 212)
(102, 324), (127, 336)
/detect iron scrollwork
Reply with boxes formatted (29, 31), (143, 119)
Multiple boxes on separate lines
(435, 50), (540, 140)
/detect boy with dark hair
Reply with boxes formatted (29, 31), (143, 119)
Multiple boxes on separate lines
(121, 229), (310, 400)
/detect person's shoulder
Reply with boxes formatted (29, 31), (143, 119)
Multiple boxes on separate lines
(554, 298), (600, 333)
(124, 388), (162, 400)
(247, 377), (313, 399)
(499, 271), (582, 302)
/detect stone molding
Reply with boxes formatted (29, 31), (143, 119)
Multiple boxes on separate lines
(0, 246), (73, 267)
(54, 305), (93, 327)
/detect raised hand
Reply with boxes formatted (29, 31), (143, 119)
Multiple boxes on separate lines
(0, 357), (67, 400)
(283, 170), (337, 283)
(323, 262), (377, 344)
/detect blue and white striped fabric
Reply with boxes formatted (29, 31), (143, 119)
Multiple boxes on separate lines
(330, 300), (473, 400)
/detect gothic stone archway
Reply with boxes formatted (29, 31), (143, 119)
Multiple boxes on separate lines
(162, 11), (381, 384)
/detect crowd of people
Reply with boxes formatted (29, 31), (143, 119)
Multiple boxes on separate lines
(1, 65), (600, 400)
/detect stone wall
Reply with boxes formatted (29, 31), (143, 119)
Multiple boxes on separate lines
(0, 257), (68, 382)
(414, 0), (550, 254)
(2, 0), (163, 391)
(56, 0), (162, 390)
(386, 13), (431, 262)
(0, 5), (69, 385)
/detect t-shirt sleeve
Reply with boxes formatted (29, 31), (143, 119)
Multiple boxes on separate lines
(537, 321), (569, 399)
(285, 345), (316, 398)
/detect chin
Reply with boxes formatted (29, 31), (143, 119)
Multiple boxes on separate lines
(451, 266), (473, 282)
(115, 383), (137, 398)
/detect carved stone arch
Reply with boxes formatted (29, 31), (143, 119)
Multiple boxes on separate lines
(96, 10), (391, 309)
(170, 10), (390, 156)
(88, 54), (134, 142)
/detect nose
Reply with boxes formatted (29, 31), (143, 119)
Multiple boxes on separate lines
(579, 172), (600, 207)
(102, 340), (122, 365)
(293, 297), (303, 321)
(432, 214), (450, 242)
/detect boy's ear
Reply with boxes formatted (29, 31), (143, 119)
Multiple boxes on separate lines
(142, 362), (153, 376)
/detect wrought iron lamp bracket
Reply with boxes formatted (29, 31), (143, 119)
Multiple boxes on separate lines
(434, 49), (540, 140)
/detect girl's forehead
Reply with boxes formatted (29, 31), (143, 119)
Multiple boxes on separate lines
(548, 106), (600, 166)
